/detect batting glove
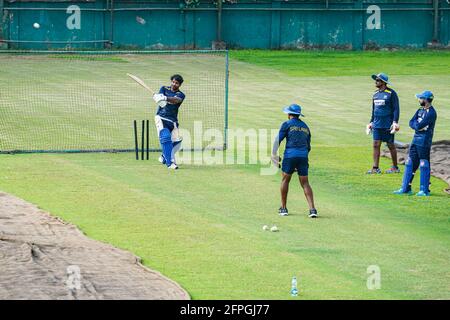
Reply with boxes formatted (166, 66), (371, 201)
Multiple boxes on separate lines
(153, 94), (167, 103)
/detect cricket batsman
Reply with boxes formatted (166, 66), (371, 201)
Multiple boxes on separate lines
(366, 73), (401, 174)
(271, 104), (318, 218)
(153, 74), (185, 170)
(394, 91), (437, 196)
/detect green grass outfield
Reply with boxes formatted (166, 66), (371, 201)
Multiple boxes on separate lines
(0, 50), (449, 299)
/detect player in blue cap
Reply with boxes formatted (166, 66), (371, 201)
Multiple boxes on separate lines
(394, 91), (437, 196)
(271, 104), (318, 218)
(153, 74), (185, 170)
(366, 73), (401, 174)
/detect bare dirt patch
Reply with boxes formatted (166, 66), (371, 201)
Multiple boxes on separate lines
(382, 140), (450, 194)
(0, 192), (190, 300)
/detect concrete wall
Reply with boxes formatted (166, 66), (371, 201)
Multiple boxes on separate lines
(1, 0), (449, 50)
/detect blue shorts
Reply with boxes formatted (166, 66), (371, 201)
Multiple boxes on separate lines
(282, 157), (309, 176)
(162, 119), (178, 132)
(373, 128), (394, 143)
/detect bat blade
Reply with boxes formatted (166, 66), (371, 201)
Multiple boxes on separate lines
(127, 73), (154, 95)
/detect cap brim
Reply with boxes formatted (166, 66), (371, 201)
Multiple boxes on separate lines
(282, 107), (297, 114)
(371, 74), (390, 84)
(415, 94), (425, 99)
(283, 109), (305, 117)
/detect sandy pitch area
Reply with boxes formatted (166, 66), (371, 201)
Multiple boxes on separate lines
(382, 140), (450, 194)
(0, 192), (190, 300)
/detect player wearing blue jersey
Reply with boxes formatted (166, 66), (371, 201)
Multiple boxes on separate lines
(272, 104), (318, 218)
(153, 74), (185, 170)
(366, 73), (401, 174)
(394, 91), (437, 196)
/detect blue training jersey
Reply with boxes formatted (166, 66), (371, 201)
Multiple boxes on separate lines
(370, 88), (400, 129)
(409, 106), (437, 148)
(275, 118), (311, 159)
(156, 86), (185, 122)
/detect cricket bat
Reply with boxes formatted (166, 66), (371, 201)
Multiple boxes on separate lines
(127, 73), (155, 95)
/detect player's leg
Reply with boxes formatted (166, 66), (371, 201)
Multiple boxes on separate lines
(280, 173), (292, 209)
(372, 140), (382, 169)
(368, 133), (382, 174)
(299, 176), (317, 218)
(416, 146), (431, 196)
(297, 157), (317, 218)
(160, 128), (174, 167)
(385, 133), (400, 173)
(279, 158), (295, 216)
(155, 116), (167, 164)
(155, 117), (175, 167)
(394, 144), (419, 194)
(170, 123), (182, 164)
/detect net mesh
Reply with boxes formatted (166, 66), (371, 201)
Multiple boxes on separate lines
(0, 50), (228, 153)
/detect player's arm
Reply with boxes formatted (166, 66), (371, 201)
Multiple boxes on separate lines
(392, 91), (400, 124)
(412, 109), (436, 131)
(167, 96), (183, 104)
(167, 92), (185, 105)
(366, 101), (374, 134)
(408, 110), (419, 130)
(370, 100), (375, 124)
(368, 100), (374, 128)
(271, 123), (288, 166)
(389, 91), (400, 133)
(307, 130), (311, 152)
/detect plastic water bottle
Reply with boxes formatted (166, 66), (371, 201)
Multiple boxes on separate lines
(290, 276), (298, 297)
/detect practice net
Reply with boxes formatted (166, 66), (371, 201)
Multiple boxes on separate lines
(0, 50), (228, 153)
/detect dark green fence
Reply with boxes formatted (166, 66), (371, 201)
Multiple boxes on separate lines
(1, 1), (449, 50)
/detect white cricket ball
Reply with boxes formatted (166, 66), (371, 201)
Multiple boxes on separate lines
(262, 225), (269, 231)
(136, 16), (146, 25)
(33, 23), (40, 29)
(270, 226), (279, 232)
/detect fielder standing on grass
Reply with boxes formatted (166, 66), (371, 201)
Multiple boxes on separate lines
(394, 91), (437, 196)
(153, 74), (185, 170)
(271, 104), (318, 218)
(366, 73), (401, 174)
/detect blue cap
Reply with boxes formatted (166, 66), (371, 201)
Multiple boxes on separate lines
(415, 90), (434, 100)
(371, 73), (390, 85)
(283, 104), (304, 117)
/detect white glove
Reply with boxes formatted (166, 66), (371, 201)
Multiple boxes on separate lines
(153, 94), (167, 108)
(390, 122), (399, 134)
(157, 100), (167, 108)
(366, 123), (373, 135)
(271, 154), (281, 168)
(153, 93), (167, 103)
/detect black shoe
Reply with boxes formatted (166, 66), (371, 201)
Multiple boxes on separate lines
(278, 207), (288, 216)
(309, 209), (318, 218)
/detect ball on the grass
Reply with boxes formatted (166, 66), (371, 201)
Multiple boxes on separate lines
(270, 226), (279, 232)
(33, 23), (40, 29)
(262, 225), (269, 231)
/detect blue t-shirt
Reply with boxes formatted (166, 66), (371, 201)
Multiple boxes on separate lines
(156, 86), (185, 122)
(370, 88), (400, 129)
(409, 106), (437, 148)
(276, 118), (311, 159)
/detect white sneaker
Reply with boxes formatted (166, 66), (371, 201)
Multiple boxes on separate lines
(308, 209), (318, 218)
(158, 155), (165, 164)
(168, 163), (178, 170)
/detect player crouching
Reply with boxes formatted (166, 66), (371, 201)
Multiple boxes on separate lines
(153, 74), (185, 170)
(394, 91), (437, 196)
(272, 104), (318, 218)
